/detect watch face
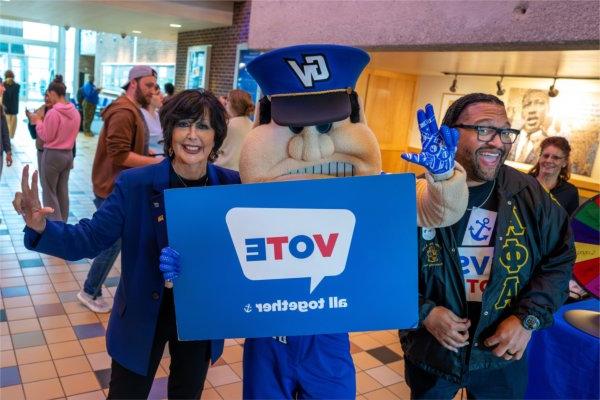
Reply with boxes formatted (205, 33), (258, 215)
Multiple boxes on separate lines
(524, 315), (541, 330)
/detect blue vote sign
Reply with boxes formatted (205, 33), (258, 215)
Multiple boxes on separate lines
(164, 174), (418, 340)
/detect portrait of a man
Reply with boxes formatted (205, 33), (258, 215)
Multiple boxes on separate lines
(507, 89), (549, 164)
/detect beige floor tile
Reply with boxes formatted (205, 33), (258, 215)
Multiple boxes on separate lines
(49, 272), (75, 283)
(53, 281), (81, 292)
(42, 257), (67, 266)
(39, 315), (71, 330)
(368, 330), (399, 345)
(215, 381), (242, 399)
(352, 351), (383, 370)
(364, 387), (400, 400)
(387, 382), (411, 399)
(1, 349), (17, 367)
(54, 355), (92, 377)
(1, 334), (13, 351)
(22, 377), (64, 400)
(8, 318), (41, 334)
(27, 284), (55, 295)
(31, 293), (61, 305)
(60, 371), (101, 396)
(19, 360), (58, 383)
(201, 387), (223, 399)
(224, 338), (238, 347)
(356, 371), (383, 394)
(3, 296), (33, 309)
(221, 344), (243, 364)
(0, 384), (25, 400)
(24, 274), (51, 285)
(21, 267), (47, 276)
(206, 364), (241, 387)
(44, 326), (77, 344)
(387, 342), (403, 356)
(68, 312), (100, 326)
(160, 356), (171, 372)
(0, 268), (23, 278)
(5, 306), (37, 321)
(67, 390), (106, 400)
(49, 340), (84, 359)
(62, 302), (89, 314)
(229, 361), (243, 379)
(15, 345), (52, 364)
(79, 337), (106, 354)
(0, 277), (26, 287)
(0, 321), (8, 335)
(357, 395), (367, 400)
(45, 265), (70, 274)
(86, 351), (111, 371)
(387, 360), (405, 376)
(154, 364), (167, 378)
(365, 365), (403, 386)
(351, 334), (384, 350)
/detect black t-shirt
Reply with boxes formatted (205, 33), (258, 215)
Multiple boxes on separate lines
(451, 179), (499, 339)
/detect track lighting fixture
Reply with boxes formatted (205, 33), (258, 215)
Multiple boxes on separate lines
(548, 78), (559, 97)
(449, 75), (457, 93)
(496, 76), (505, 96)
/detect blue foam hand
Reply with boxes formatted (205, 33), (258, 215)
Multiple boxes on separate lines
(401, 103), (459, 176)
(159, 247), (181, 282)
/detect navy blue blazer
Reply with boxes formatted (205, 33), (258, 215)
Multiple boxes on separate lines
(24, 159), (241, 376)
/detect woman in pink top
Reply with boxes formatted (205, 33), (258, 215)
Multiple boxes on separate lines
(27, 75), (81, 222)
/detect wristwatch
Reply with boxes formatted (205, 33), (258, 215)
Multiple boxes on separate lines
(521, 314), (541, 330)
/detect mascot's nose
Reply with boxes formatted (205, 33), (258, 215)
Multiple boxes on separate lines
(288, 126), (335, 162)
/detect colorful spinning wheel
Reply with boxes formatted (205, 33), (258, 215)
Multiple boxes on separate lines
(571, 194), (600, 299)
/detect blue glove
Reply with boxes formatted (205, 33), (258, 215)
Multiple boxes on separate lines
(159, 247), (181, 285)
(401, 103), (459, 177)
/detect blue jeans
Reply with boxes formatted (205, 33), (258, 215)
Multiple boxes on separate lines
(82, 196), (122, 298)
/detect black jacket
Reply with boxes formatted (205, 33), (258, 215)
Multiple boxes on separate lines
(2, 80), (20, 115)
(400, 165), (574, 382)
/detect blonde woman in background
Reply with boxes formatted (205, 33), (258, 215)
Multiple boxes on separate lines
(214, 89), (254, 171)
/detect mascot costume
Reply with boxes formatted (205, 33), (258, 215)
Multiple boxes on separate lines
(159, 44), (467, 398)
(238, 44), (468, 398)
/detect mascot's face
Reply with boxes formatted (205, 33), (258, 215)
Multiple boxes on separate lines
(239, 104), (382, 183)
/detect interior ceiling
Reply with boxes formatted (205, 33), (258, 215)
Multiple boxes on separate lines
(0, 0), (234, 41)
(368, 50), (600, 79)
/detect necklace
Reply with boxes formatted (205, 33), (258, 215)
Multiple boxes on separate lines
(172, 164), (208, 188)
(467, 179), (496, 211)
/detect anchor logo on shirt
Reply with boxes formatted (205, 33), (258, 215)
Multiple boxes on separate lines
(243, 304), (253, 313)
(469, 218), (491, 241)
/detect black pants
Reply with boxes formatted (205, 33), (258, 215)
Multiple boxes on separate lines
(404, 357), (528, 399)
(107, 289), (210, 399)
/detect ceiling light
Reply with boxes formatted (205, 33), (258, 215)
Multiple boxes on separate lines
(132, 30), (142, 34)
(496, 76), (505, 96)
(548, 78), (559, 97)
(169, 23), (182, 28)
(449, 75), (457, 93)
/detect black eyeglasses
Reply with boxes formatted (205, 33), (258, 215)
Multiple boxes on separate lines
(454, 124), (520, 144)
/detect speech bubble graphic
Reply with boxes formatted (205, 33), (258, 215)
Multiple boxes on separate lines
(226, 208), (356, 293)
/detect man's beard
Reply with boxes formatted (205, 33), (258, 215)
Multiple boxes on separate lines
(135, 86), (150, 108)
(456, 146), (506, 183)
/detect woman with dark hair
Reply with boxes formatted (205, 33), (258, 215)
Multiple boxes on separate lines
(13, 89), (239, 399)
(528, 136), (579, 216)
(214, 89), (254, 171)
(26, 75), (80, 222)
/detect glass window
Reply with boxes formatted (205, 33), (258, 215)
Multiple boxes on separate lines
(101, 63), (175, 94)
(80, 30), (97, 55)
(22, 21), (59, 42)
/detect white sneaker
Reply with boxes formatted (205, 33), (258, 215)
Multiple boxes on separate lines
(77, 290), (112, 313)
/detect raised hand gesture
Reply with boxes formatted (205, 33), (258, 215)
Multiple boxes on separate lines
(402, 103), (459, 177)
(12, 165), (54, 233)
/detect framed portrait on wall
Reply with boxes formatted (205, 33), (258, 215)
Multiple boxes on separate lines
(232, 43), (262, 104)
(439, 93), (463, 122)
(186, 45), (211, 89)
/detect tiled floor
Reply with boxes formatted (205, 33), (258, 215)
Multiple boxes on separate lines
(0, 118), (413, 399)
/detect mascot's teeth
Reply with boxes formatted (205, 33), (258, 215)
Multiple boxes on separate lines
(287, 162), (355, 177)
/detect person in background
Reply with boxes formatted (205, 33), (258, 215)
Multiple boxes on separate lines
(82, 76), (101, 137)
(77, 65), (162, 314)
(213, 89), (254, 171)
(0, 79), (13, 179)
(163, 82), (175, 101)
(528, 136), (579, 216)
(2, 70), (20, 138)
(528, 135), (585, 301)
(13, 89), (237, 399)
(28, 91), (53, 178)
(141, 84), (164, 154)
(27, 75), (80, 222)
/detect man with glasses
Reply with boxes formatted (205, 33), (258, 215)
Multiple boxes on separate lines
(77, 65), (162, 313)
(400, 93), (574, 399)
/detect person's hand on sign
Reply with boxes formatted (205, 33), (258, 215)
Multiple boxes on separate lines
(12, 165), (54, 233)
(401, 103), (459, 180)
(159, 247), (181, 288)
(423, 306), (470, 353)
(484, 315), (532, 361)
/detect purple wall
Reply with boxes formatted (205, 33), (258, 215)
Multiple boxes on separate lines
(248, 1), (599, 51)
